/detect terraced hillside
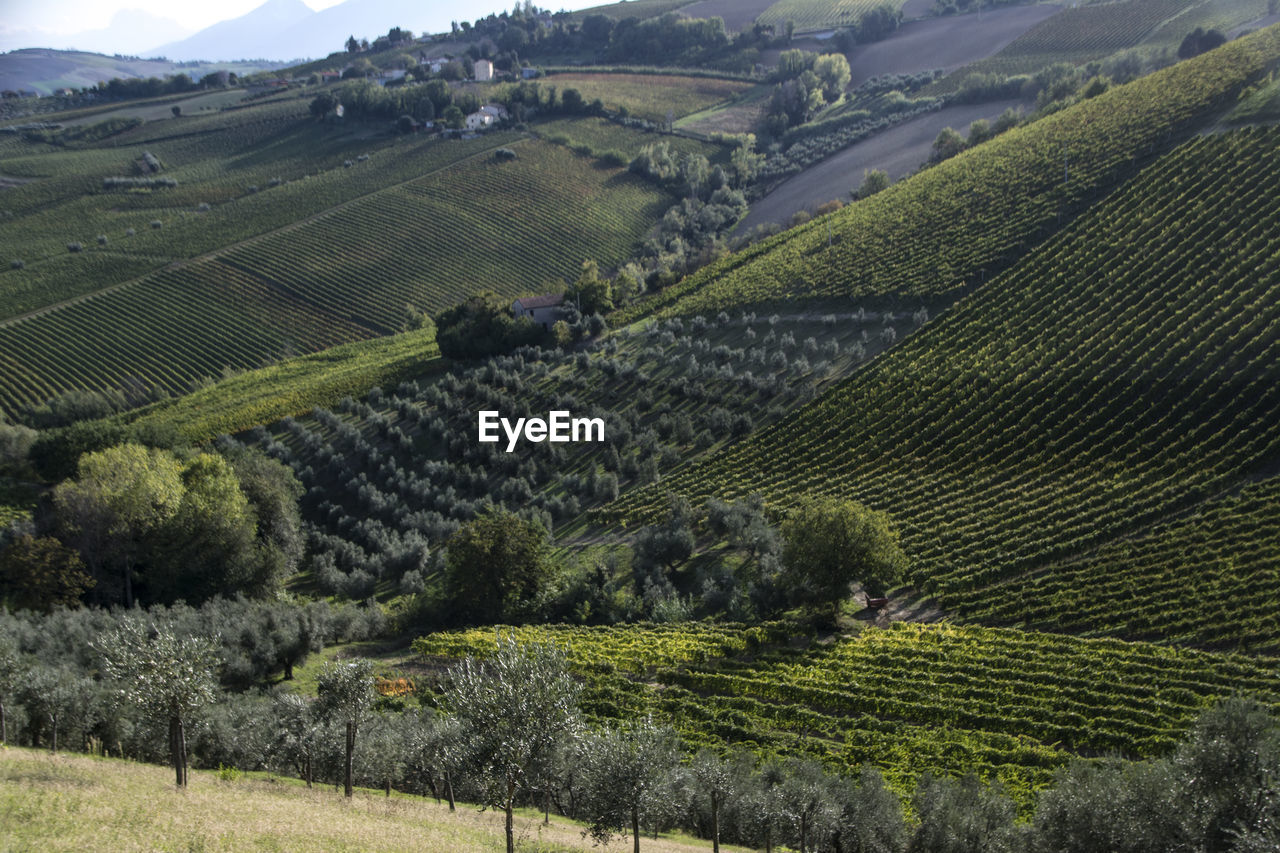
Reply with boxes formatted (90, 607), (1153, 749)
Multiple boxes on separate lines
(0, 137), (668, 418)
(415, 622), (1280, 809)
(610, 125), (1280, 632)
(614, 25), (1280, 324)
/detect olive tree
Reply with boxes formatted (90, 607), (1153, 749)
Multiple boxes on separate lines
(0, 637), (23, 744)
(578, 719), (683, 853)
(688, 748), (735, 853)
(440, 636), (583, 853)
(271, 692), (321, 787)
(316, 658), (375, 798)
(96, 618), (219, 787)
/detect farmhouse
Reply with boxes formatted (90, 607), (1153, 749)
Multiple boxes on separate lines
(464, 111), (494, 131)
(512, 294), (565, 330)
(474, 59), (494, 81)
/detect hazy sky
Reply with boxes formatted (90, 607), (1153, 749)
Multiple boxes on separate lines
(2, 0), (605, 38)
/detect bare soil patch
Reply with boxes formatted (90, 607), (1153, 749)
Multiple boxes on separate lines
(737, 97), (1029, 232)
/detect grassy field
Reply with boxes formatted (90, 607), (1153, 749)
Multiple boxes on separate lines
(0, 747), (742, 853)
(0, 132), (669, 419)
(123, 327), (443, 444)
(1226, 73), (1280, 125)
(542, 73), (754, 121)
(534, 116), (721, 161)
(0, 99), (513, 318)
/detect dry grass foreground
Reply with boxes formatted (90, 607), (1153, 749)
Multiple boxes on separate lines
(0, 746), (749, 853)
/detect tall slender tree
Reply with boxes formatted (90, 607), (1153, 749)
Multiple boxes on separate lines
(316, 659), (375, 798)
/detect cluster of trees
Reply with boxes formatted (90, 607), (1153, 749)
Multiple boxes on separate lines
(309, 78), (480, 126)
(0, 596), (383, 767)
(1179, 27), (1228, 59)
(451, 5), (787, 72)
(9, 623), (1280, 853)
(764, 50), (853, 136)
(929, 109), (1023, 164)
(269, 312), (880, 622)
(433, 291), (550, 359)
(626, 142), (751, 284)
(1, 442), (302, 609)
(91, 71), (237, 102)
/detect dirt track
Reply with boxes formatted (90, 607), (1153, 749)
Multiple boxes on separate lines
(736, 97), (1029, 232)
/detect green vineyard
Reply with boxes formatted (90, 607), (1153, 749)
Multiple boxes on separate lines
(0, 112), (520, 319)
(967, 476), (1280, 654)
(756, 0), (905, 33)
(610, 124), (1280, 622)
(0, 139), (669, 418)
(930, 0), (1198, 92)
(613, 25), (1280, 324)
(414, 622), (1280, 809)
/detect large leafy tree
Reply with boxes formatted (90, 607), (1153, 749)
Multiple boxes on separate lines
(317, 659), (375, 798)
(0, 534), (95, 611)
(148, 453), (258, 604)
(434, 291), (546, 359)
(96, 618), (219, 787)
(53, 443), (184, 606)
(443, 509), (557, 624)
(780, 496), (907, 616)
(441, 636), (582, 853)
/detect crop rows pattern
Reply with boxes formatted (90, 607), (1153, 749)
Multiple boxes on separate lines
(931, 0), (1197, 92)
(756, 0), (906, 33)
(0, 140), (667, 417)
(966, 475), (1280, 653)
(414, 622), (1280, 807)
(610, 126), (1280, 626)
(614, 27), (1280, 325)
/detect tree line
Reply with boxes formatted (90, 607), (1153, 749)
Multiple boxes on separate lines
(4, 625), (1279, 853)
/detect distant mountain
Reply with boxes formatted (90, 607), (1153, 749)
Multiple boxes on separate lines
(144, 0), (546, 63)
(62, 10), (191, 57)
(0, 11), (189, 57)
(268, 0), (473, 60)
(0, 49), (287, 96)
(145, 0), (314, 62)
